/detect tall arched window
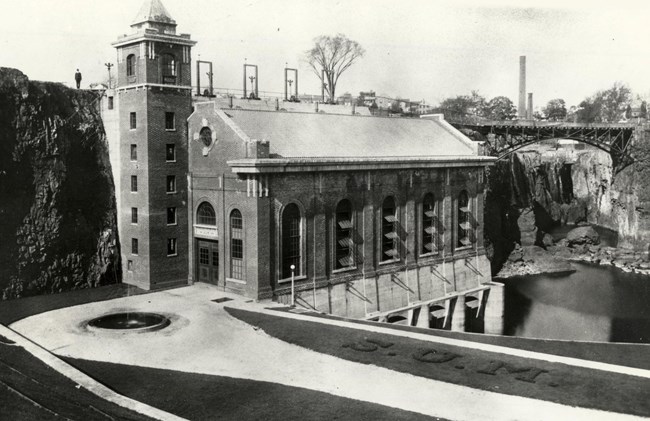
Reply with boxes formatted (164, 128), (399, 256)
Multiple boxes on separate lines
(381, 196), (398, 262)
(162, 54), (176, 84)
(282, 204), (301, 279)
(197, 202), (216, 226)
(422, 193), (437, 255)
(126, 54), (136, 77)
(457, 190), (473, 248)
(230, 209), (243, 280)
(335, 199), (353, 270)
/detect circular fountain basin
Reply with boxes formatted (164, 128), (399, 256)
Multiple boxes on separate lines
(87, 312), (170, 333)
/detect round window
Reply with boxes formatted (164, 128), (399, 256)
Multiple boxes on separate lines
(199, 127), (212, 147)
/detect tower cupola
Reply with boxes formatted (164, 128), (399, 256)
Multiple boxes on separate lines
(131, 0), (177, 34)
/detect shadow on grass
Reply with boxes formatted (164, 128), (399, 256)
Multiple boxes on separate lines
(65, 358), (445, 421)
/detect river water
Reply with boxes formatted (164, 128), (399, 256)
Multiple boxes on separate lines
(499, 262), (650, 343)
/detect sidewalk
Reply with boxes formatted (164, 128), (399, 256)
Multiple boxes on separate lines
(8, 283), (650, 421)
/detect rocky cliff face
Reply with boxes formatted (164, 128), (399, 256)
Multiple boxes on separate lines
(0, 68), (120, 299)
(485, 137), (650, 274)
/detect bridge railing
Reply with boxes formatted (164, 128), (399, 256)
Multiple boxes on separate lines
(446, 115), (638, 130)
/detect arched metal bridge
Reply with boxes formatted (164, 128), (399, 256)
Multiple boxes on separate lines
(447, 117), (644, 172)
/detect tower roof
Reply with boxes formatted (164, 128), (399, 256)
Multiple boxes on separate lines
(131, 0), (176, 27)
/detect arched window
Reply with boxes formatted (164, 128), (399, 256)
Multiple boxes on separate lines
(457, 190), (473, 248)
(230, 209), (243, 280)
(197, 202), (216, 226)
(162, 53), (176, 84)
(422, 193), (437, 255)
(381, 196), (398, 262)
(335, 199), (353, 270)
(282, 204), (301, 279)
(126, 54), (136, 77)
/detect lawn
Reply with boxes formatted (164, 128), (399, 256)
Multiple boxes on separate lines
(65, 358), (447, 421)
(0, 340), (153, 421)
(0, 283), (144, 325)
(278, 307), (650, 370)
(228, 307), (650, 418)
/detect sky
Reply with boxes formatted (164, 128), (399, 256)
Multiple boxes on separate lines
(2, 0), (650, 108)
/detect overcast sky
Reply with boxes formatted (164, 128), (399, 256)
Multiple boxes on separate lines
(2, 0), (649, 108)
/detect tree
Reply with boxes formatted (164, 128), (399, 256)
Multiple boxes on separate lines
(599, 82), (631, 122)
(436, 91), (486, 119)
(575, 82), (632, 123)
(576, 96), (603, 123)
(543, 98), (567, 121)
(304, 34), (365, 103)
(485, 96), (516, 120)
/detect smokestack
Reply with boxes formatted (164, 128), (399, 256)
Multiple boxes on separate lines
(518, 56), (526, 119)
(527, 93), (533, 120)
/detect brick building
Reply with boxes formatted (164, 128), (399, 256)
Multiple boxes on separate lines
(104, 0), (499, 323)
(102, 0), (195, 290)
(187, 106), (496, 318)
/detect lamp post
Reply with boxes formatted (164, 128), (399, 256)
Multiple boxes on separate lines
(290, 264), (296, 307)
(104, 62), (113, 89)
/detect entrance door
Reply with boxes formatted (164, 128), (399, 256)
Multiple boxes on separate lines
(197, 240), (219, 284)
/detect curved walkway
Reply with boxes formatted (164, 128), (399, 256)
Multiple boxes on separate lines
(9, 284), (649, 421)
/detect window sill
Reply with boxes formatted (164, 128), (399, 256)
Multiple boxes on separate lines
(167, 222), (177, 226)
(419, 252), (439, 258)
(378, 259), (400, 266)
(131, 253), (138, 256)
(226, 277), (246, 285)
(455, 245), (474, 252)
(130, 191), (138, 194)
(165, 129), (177, 132)
(332, 266), (357, 275)
(166, 191), (177, 195)
(166, 160), (177, 163)
(167, 253), (178, 257)
(278, 275), (307, 284)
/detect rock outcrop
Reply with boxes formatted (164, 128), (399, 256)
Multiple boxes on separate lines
(0, 68), (120, 299)
(565, 226), (600, 246)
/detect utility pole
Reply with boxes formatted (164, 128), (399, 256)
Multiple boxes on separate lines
(104, 62), (114, 89)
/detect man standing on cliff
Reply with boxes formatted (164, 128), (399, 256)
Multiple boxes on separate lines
(74, 69), (82, 89)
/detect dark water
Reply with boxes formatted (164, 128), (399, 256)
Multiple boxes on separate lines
(500, 262), (650, 343)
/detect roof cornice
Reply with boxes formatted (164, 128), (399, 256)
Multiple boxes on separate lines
(227, 156), (496, 174)
(112, 33), (196, 48)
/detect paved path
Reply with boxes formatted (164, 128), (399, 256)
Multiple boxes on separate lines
(9, 284), (648, 421)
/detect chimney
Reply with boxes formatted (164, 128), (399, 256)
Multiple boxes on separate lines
(527, 93), (533, 120)
(518, 56), (526, 119)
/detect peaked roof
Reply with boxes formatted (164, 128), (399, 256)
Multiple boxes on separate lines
(222, 109), (478, 158)
(132, 0), (176, 26)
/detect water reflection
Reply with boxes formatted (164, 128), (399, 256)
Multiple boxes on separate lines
(501, 262), (650, 343)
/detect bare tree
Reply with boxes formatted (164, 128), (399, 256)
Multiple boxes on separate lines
(304, 34), (365, 103)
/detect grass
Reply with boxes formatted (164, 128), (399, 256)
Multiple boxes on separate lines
(65, 358), (447, 421)
(0, 341), (153, 421)
(0, 283), (144, 325)
(228, 307), (650, 418)
(276, 307), (650, 370)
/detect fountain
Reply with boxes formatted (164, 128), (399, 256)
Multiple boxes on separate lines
(87, 312), (170, 333)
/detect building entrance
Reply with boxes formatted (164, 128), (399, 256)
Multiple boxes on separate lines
(197, 239), (219, 284)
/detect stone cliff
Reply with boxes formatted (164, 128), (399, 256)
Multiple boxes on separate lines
(0, 68), (120, 299)
(486, 134), (650, 274)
